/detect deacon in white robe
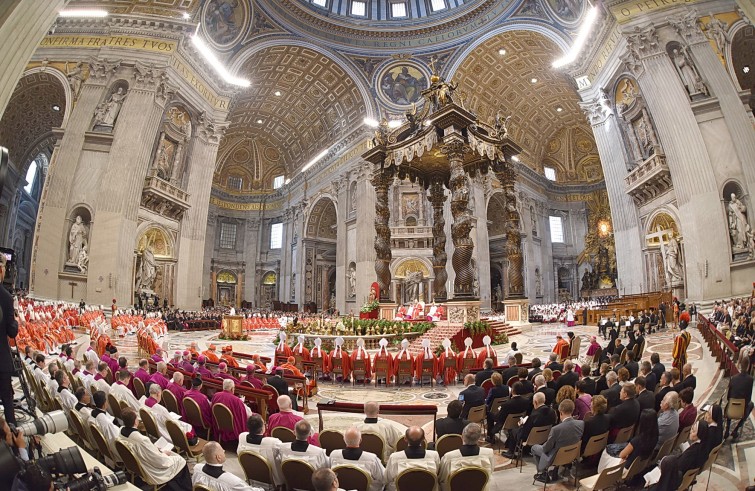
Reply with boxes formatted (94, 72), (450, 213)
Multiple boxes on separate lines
(385, 426), (440, 491)
(110, 371), (141, 412)
(143, 384), (193, 443)
(330, 427), (386, 491)
(237, 414), (284, 486)
(85, 341), (100, 365)
(277, 420), (329, 486)
(90, 393), (122, 462)
(438, 424), (495, 491)
(193, 442), (262, 491)
(355, 401), (406, 461)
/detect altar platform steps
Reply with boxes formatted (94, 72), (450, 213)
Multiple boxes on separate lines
(481, 318), (522, 339)
(406, 324), (464, 354)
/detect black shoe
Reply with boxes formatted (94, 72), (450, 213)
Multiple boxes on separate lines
(485, 436), (497, 444)
(549, 469), (560, 481)
(502, 450), (515, 459)
(534, 473), (549, 483)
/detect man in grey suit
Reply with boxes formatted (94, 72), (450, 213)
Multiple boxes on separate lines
(531, 400), (584, 483)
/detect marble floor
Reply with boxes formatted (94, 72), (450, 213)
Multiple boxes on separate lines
(60, 320), (754, 489)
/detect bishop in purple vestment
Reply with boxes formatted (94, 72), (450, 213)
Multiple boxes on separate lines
(210, 379), (251, 443)
(184, 378), (213, 435)
(148, 362), (170, 390)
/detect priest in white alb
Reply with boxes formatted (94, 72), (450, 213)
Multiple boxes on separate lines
(330, 427), (386, 491)
(192, 441), (262, 491)
(110, 369), (141, 412)
(277, 419), (329, 477)
(385, 426), (440, 491)
(438, 423), (495, 491)
(143, 383), (194, 443)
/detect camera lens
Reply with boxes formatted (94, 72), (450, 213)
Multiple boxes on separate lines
(39, 447), (86, 476)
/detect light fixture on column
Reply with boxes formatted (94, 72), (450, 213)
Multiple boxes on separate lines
(274, 90), (282, 96)
(552, 5), (599, 68)
(498, 48), (507, 56)
(59, 9), (109, 17)
(511, 155), (520, 162)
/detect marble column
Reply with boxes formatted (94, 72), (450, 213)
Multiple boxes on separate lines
(446, 140), (475, 297)
(626, 24), (731, 300)
(243, 218), (260, 304)
(372, 170), (392, 301)
(428, 181), (447, 302)
(472, 178), (491, 308)
(496, 164), (525, 299)
(278, 208), (294, 302)
(583, 99), (644, 294)
(174, 115), (226, 309)
(334, 175), (348, 313)
(0, 0), (69, 120)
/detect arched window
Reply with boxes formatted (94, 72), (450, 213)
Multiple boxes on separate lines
(24, 153), (47, 195)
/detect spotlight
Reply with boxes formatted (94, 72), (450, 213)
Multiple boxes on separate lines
(363, 117), (379, 127)
(274, 91), (282, 96)
(52, 105), (60, 111)
(744, 65), (750, 74)
(191, 35), (251, 87)
(256, 119), (263, 124)
(531, 78), (538, 84)
(556, 106), (563, 112)
(182, 12), (191, 19)
(498, 49), (506, 56)
(512, 155), (520, 162)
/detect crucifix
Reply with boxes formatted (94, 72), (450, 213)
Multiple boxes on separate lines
(646, 226), (674, 287)
(68, 281), (78, 298)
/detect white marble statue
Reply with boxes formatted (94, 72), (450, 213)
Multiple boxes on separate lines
(664, 233), (684, 286)
(405, 271), (423, 303)
(96, 87), (127, 127)
(493, 285), (502, 303)
(706, 14), (730, 54)
(77, 244), (89, 274)
(67, 215), (89, 265)
(347, 266), (356, 298)
(535, 270), (542, 297)
(66, 61), (84, 101)
(136, 245), (157, 291)
(728, 194), (749, 249)
(672, 48), (707, 97)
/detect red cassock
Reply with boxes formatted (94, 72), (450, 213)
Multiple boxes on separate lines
(275, 340), (293, 360)
(310, 346), (330, 375)
(292, 344), (311, 361)
(553, 339), (570, 361)
(457, 347), (478, 373)
(350, 346), (372, 379)
(476, 346), (498, 368)
(438, 347), (457, 385)
(372, 349), (394, 381)
(393, 350), (414, 377)
(329, 347), (352, 379)
(211, 391), (249, 443)
(414, 348), (439, 379)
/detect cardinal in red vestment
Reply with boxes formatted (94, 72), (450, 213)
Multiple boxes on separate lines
(438, 338), (457, 385)
(275, 331), (293, 360)
(457, 337), (477, 374)
(372, 338), (394, 383)
(310, 337), (330, 378)
(350, 338), (372, 383)
(415, 338), (439, 381)
(329, 337), (351, 381)
(476, 335), (498, 367)
(393, 339), (414, 384)
(553, 335), (570, 361)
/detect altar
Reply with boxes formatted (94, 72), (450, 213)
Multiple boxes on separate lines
(221, 315), (244, 338)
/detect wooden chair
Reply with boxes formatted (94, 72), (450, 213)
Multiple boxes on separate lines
(467, 405), (487, 432)
(537, 441), (580, 489)
(239, 450), (275, 490)
(673, 424), (692, 451)
(652, 436), (676, 464)
(419, 359), (435, 387)
(488, 397), (509, 418)
(435, 434), (462, 458)
(193, 485), (212, 491)
(330, 357), (344, 383)
(374, 359), (391, 387)
(480, 378), (494, 396)
(725, 398), (746, 421)
(677, 466), (700, 491)
(319, 429), (346, 456)
(577, 431), (609, 477)
(444, 357), (457, 385)
(281, 459), (315, 491)
(352, 359), (367, 385)
(395, 468), (437, 491)
(361, 432), (386, 464)
(271, 426), (296, 443)
(115, 440), (165, 491)
(702, 442), (723, 491)
(448, 467), (489, 491)
(89, 423), (119, 467)
(395, 436), (409, 453)
(107, 393), (123, 421)
(620, 456), (649, 487)
(166, 419), (207, 461)
(161, 389), (180, 415)
(212, 403), (235, 442)
(139, 407), (161, 442)
(333, 465), (372, 491)
(578, 462), (624, 491)
(569, 337), (582, 359)
(133, 377), (146, 399)
(551, 371), (562, 381)
(613, 424), (635, 444)
(69, 410), (94, 452)
(517, 425), (552, 472)
(460, 357), (476, 380)
(515, 353), (523, 364)
(183, 397), (211, 440)
(501, 411), (526, 443)
(591, 348), (602, 367)
(397, 360), (413, 385)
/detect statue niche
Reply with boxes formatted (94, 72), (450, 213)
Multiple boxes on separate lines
(724, 184), (755, 260)
(134, 227), (174, 304)
(64, 213), (91, 274)
(149, 105), (192, 184)
(92, 82), (128, 132)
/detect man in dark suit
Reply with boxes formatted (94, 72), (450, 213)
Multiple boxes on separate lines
(460, 374), (486, 419)
(608, 383), (640, 441)
(487, 382), (530, 443)
(0, 255), (19, 424)
(624, 351), (639, 379)
(654, 371), (672, 412)
(556, 360), (578, 390)
(640, 361), (657, 392)
(635, 376), (654, 411)
(502, 392), (556, 458)
(600, 371), (621, 409)
(651, 352), (665, 380)
(435, 400), (469, 439)
(534, 374), (556, 408)
(579, 364), (597, 395)
(267, 369), (298, 410)
(531, 399), (584, 483)
(527, 358), (543, 381)
(474, 358), (495, 386)
(545, 353), (563, 372)
(679, 363), (696, 392)
(725, 358), (754, 439)
(501, 356), (519, 383)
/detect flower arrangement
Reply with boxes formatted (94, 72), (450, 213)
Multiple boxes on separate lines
(360, 299), (380, 313)
(463, 320), (491, 336)
(219, 332), (248, 341)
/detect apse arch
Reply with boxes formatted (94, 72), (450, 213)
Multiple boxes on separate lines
(19, 66), (73, 127)
(306, 196), (338, 240)
(724, 19), (753, 92)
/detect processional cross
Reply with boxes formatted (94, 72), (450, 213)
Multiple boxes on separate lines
(68, 281), (77, 298)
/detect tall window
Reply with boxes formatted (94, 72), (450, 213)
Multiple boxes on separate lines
(219, 222), (237, 249)
(312, 0), (327, 6)
(544, 167), (557, 181)
(390, 2), (407, 17)
(270, 222), (283, 249)
(24, 161), (38, 194)
(430, 0), (446, 11)
(227, 176), (243, 190)
(272, 175), (285, 189)
(351, 0), (367, 16)
(549, 216), (564, 243)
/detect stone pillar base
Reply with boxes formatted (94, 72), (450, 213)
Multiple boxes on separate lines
(447, 299), (480, 324)
(504, 299), (530, 326)
(379, 303), (397, 320)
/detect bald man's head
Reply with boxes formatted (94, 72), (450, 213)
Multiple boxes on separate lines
(364, 401), (379, 418)
(344, 427), (361, 447)
(405, 426), (424, 447)
(464, 374), (475, 386)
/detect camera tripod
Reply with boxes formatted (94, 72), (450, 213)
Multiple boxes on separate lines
(9, 336), (37, 420)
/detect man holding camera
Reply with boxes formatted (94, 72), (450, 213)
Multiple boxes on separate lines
(0, 254), (19, 425)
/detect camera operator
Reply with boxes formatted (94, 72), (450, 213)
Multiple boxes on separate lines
(0, 415), (29, 461)
(11, 461), (53, 491)
(0, 254), (19, 425)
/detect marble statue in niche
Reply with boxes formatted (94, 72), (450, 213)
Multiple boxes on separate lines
(94, 87), (127, 128)
(153, 135), (177, 180)
(728, 193), (750, 250)
(66, 61), (84, 101)
(404, 270), (423, 303)
(136, 244), (157, 291)
(66, 216), (89, 268)
(347, 265), (356, 298)
(671, 48), (708, 97)
(663, 232), (684, 286)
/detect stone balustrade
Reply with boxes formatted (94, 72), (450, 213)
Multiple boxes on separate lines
(625, 153), (673, 206)
(141, 170), (191, 220)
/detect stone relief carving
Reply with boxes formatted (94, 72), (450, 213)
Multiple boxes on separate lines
(667, 9), (707, 45)
(197, 112), (228, 145)
(87, 58), (120, 80)
(580, 90), (612, 126)
(93, 87), (127, 128)
(66, 215), (89, 268)
(705, 14), (730, 55)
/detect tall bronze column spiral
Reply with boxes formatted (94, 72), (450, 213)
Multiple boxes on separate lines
(445, 140), (475, 297)
(372, 170), (392, 302)
(496, 163), (525, 298)
(429, 181), (448, 302)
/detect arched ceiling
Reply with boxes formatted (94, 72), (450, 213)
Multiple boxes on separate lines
(217, 45), (368, 184)
(293, 0), (486, 26)
(306, 197), (337, 239)
(453, 30), (596, 181)
(0, 72), (65, 172)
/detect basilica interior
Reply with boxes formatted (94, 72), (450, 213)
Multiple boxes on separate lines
(1, 0), (755, 490)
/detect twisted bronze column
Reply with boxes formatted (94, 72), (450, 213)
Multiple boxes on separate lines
(372, 170), (392, 301)
(496, 163), (525, 298)
(445, 140), (475, 297)
(428, 181), (448, 302)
